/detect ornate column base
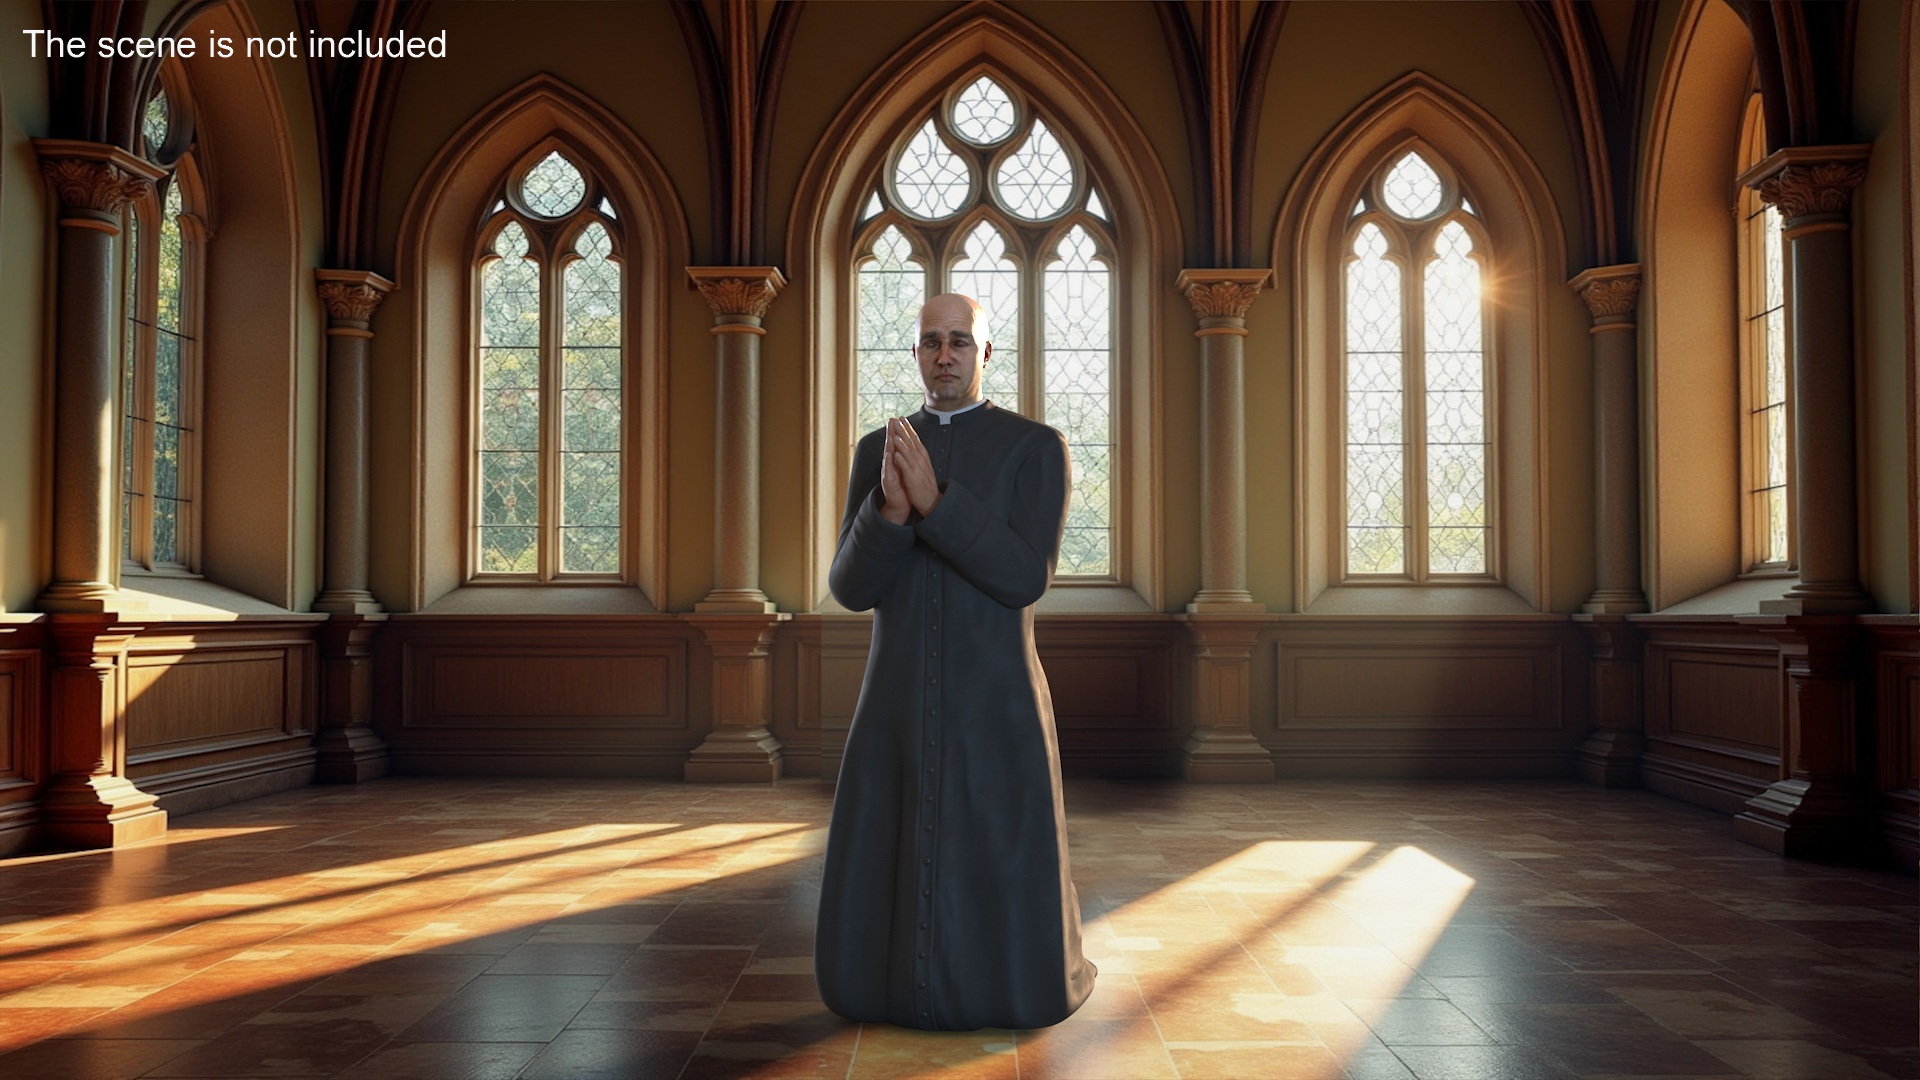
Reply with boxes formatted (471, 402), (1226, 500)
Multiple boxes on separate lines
(1182, 614), (1277, 783)
(694, 588), (778, 614)
(1573, 615), (1644, 787)
(1186, 589), (1265, 614)
(316, 614), (389, 784)
(1581, 588), (1648, 615)
(43, 615), (166, 849)
(37, 581), (121, 614)
(1734, 617), (1872, 857)
(1758, 588), (1875, 616)
(684, 613), (789, 782)
(313, 590), (384, 616)
(43, 775), (167, 848)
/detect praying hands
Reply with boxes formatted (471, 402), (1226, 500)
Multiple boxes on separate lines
(879, 417), (942, 525)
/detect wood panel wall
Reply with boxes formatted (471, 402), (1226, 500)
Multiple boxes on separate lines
(0, 621), (46, 856)
(1638, 620), (1782, 814)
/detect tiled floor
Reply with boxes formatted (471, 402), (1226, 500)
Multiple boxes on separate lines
(0, 777), (1912, 1080)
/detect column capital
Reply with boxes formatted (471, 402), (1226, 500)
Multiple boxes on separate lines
(314, 269), (396, 325)
(33, 139), (163, 224)
(1176, 268), (1273, 326)
(1736, 144), (1871, 225)
(1568, 264), (1642, 326)
(687, 266), (786, 330)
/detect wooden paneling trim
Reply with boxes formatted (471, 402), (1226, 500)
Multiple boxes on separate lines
(1638, 622), (1782, 808)
(377, 616), (693, 775)
(0, 621), (48, 856)
(1865, 620), (1920, 863)
(1260, 617), (1583, 777)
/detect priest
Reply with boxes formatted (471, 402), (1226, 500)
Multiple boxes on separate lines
(816, 293), (1099, 1031)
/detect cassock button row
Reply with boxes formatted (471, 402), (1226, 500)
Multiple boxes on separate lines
(923, 857), (930, 863)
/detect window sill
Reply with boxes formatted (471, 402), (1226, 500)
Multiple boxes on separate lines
(113, 576), (311, 619)
(420, 584), (660, 615)
(1653, 575), (1798, 616)
(1302, 583), (1537, 615)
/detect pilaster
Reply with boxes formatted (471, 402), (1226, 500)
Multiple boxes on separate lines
(313, 269), (394, 615)
(41, 615), (166, 848)
(1571, 615), (1644, 787)
(1181, 613), (1278, 783)
(1177, 268), (1272, 613)
(689, 266), (785, 614)
(684, 613), (789, 782)
(1734, 617), (1872, 857)
(314, 613), (389, 784)
(1739, 146), (1873, 615)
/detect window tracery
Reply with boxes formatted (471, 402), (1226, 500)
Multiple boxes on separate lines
(854, 74), (1115, 577)
(473, 145), (626, 579)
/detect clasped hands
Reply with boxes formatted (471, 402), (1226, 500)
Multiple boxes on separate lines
(879, 417), (941, 526)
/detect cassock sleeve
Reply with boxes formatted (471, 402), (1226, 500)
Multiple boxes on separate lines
(828, 430), (917, 612)
(912, 428), (1070, 609)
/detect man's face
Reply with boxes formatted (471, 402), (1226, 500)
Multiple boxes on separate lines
(914, 296), (993, 410)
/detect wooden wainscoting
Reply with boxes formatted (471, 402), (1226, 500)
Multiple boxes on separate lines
(1638, 619), (1782, 814)
(778, 615), (872, 781)
(376, 615), (693, 776)
(124, 618), (324, 815)
(1263, 615), (1587, 777)
(0, 619), (46, 856)
(1866, 618), (1920, 864)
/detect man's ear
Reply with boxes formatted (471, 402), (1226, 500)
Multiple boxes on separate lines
(982, 341), (993, 364)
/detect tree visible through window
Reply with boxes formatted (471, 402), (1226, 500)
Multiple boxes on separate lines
(121, 82), (200, 572)
(1343, 147), (1490, 579)
(474, 147), (624, 578)
(854, 74), (1114, 577)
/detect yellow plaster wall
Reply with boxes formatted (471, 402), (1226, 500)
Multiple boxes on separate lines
(0, 1), (49, 613)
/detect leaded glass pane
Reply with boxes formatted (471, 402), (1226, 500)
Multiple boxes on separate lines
(1763, 205), (1783, 310)
(1766, 485), (1787, 566)
(560, 223), (622, 573)
(948, 221), (1020, 408)
(521, 150), (586, 218)
(154, 497), (178, 565)
(893, 120), (970, 220)
(1086, 189), (1106, 220)
(143, 91), (169, 158)
(598, 197), (616, 219)
(122, 212), (140, 560)
(157, 181), (183, 334)
(479, 221), (541, 574)
(863, 192), (884, 220)
(1345, 220), (1405, 575)
(1424, 221), (1486, 574)
(952, 76), (1017, 145)
(856, 226), (926, 439)
(1381, 151), (1443, 219)
(995, 118), (1075, 220)
(1044, 226), (1110, 576)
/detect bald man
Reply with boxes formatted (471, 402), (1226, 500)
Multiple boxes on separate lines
(816, 293), (1098, 1031)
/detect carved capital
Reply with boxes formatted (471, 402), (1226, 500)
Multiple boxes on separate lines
(687, 266), (786, 320)
(1569, 264), (1642, 320)
(1737, 144), (1871, 223)
(1176, 268), (1273, 321)
(314, 269), (396, 324)
(39, 157), (152, 215)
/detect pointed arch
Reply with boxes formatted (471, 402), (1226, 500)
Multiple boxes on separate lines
(1640, 0), (1760, 611)
(393, 74), (687, 612)
(1277, 72), (1563, 613)
(789, 6), (1179, 612)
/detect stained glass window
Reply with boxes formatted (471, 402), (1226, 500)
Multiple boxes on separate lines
(121, 79), (199, 574)
(472, 150), (625, 579)
(1342, 147), (1489, 579)
(854, 73), (1115, 578)
(1740, 96), (1790, 569)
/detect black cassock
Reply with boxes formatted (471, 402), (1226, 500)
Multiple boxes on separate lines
(816, 400), (1097, 1031)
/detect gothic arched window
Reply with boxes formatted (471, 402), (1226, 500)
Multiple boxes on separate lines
(472, 146), (625, 579)
(853, 74), (1116, 578)
(1737, 92), (1791, 571)
(1343, 146), (1492, 580)
(121, 76), (204, 573)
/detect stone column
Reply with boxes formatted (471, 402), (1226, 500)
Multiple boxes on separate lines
(313, 270), (393, 615)
(1571, 265), (1647, 614)
(683, 267), (787, 781)
(1739, 146), (1873, 615)
(1736, 618), (1868, 857)
(33, 141), (161, 613)
(1176, 269), (1272, 612)
(689, 266), (784, 614)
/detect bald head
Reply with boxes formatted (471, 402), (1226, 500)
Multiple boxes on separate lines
(913, 293), (993, 410)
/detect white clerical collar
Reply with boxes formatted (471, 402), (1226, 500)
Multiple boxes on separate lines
(925, 399), (988, 425)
